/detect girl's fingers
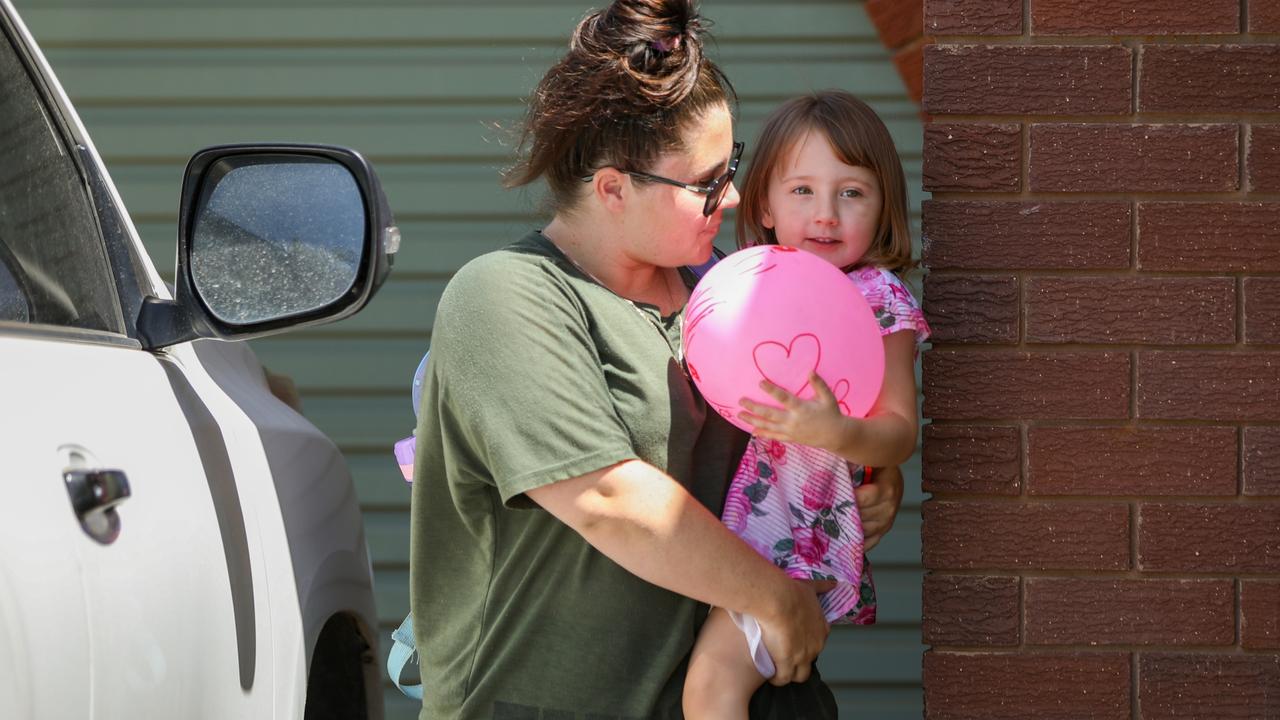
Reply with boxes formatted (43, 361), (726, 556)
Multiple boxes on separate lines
(740, 396), (787, 420)
(759, 380), (800, 407)
(737, 409), (773, 429)
(808, 372), (836, 402)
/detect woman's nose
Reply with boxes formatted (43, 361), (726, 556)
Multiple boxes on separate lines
(720, 181), (741, 211)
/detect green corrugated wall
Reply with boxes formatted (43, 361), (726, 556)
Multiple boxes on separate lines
(18, 1), (927, 716)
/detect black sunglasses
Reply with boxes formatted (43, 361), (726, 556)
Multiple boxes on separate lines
(581, 141), (744, 217)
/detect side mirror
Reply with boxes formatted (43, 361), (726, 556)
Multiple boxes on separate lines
(138, 144), (398, 349)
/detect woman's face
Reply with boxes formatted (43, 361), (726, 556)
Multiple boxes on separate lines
(625, 103), (739, 267)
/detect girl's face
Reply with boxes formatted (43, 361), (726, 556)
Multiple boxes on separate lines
(627, 103), (739, 267)
(761, 129), (882, 269)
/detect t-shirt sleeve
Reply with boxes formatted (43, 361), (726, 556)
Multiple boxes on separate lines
(865, 268), (931, 346)
(424, 253), (637, 507)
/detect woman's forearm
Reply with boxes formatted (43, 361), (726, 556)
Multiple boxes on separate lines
(525, 459), (796, 622)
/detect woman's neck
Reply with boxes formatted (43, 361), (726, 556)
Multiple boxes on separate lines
(542, 217), (686, 314)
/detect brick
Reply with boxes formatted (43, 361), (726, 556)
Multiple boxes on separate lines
(1253, 0), (1280, 32)
(1242, 580), (1280, 649)
(922, 425), (1021, 495)
(924, 652), (1131, 720)
(1025, 578), (1235, 645)
(1025, 276), (1237, 345)
(1245, 278), (1280, 345)
(924, 351), (1130, 420)
(1031, 124), (1239, 193)
(923, 574), (1020, 646)
(1027, 426), (1238, 496)
(924, 275), (1019, 344)
(894, 38), (927, 104)
(923, 45), (1132, 115)
(1140, 203), (1280, 272)
(1244, 427), (1280, 496)
(923, 501), (1130, 570)
(1138, 351), (1280, 421)
(1032, 0), (1240, 35)
(1249, 125), (1280, 192)
(1141, 45), (1280, 113)
(924, 123), (1022, 191)
(1139, 503), (1280, 572)
(925, 0), (1023, 36)
(865, 0), (924, 50)
(1140, 654), (1280, 720)
(923, 201), (1131, 271)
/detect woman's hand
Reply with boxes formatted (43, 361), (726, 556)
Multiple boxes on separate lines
(738, 373), (854, 453)
(756, 578), (835, 686)
(857, 464), (904, 552)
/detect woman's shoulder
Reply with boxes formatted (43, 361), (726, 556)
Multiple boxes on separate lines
(437, 232), (581, 326)
(446, 232), (571, 297)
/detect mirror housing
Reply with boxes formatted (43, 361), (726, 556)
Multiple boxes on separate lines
(138, 143), (397, 350)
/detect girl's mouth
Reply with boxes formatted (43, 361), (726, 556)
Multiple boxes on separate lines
(807, 237), (841, 245)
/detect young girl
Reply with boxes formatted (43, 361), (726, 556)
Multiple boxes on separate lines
(683, 91), (931, 718)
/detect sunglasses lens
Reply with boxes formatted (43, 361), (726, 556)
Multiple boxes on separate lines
(703, 179), (725, 216)
(702, 143), (743, 216)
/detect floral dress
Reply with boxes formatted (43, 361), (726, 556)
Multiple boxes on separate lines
(720, 266), (929, 668)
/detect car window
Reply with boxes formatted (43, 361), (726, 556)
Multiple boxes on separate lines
(0, 23), (123, 334)
(0, 242), (31, 322)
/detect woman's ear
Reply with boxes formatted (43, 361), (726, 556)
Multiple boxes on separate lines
(590, 167), (629, 213)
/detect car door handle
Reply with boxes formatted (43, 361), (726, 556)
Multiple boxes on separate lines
(64, 468), (131, 518)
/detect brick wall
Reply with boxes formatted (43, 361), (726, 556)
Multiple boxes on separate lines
(917, 1), (1280, 718)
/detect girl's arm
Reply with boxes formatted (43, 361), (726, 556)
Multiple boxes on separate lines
(525, 459), (833, 687)
(740, 329), (920, 468)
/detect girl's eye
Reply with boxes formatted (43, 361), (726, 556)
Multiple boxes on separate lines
(841, 188), (863, 198)
(790, 186), (813, 196)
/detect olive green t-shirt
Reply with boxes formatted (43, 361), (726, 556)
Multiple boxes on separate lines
(409, 232), (837, 720)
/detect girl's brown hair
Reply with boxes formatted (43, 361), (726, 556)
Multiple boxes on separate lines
(735, 91), (914, 274)
(504, 0), (735, 214)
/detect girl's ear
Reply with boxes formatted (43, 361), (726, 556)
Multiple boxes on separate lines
(591, 167), (629, 213)
(761, 203), (775, 230)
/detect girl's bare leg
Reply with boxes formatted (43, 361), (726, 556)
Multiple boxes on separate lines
(683, 607), (768, 719)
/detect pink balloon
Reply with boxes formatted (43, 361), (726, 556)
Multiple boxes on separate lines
(683, 245), (885, 433)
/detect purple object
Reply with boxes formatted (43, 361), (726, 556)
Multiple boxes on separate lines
(394, 435), (416, 483)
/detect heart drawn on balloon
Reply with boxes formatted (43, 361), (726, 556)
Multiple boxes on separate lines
(832, 379), (851, 415)
(753, 333), (822, 396)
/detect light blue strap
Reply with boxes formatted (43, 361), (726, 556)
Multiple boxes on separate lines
(387, 614), (422, 700)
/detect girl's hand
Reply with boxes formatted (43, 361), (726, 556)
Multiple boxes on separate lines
(738, 373), (855, 453)
(857, 464), (904, 552)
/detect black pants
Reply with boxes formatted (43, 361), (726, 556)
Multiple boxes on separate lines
(747, 664), (839, 720)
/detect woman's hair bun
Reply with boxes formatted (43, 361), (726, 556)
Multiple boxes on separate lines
(573, 0), (709, 108)
(504, 0), (733, 212)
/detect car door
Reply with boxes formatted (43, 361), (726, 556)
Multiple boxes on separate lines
(0, 11), (272, 718)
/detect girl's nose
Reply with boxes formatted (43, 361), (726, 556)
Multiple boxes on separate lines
(814, 196), (838, 225)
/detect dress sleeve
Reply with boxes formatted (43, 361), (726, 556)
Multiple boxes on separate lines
(424, 253), (637, 507)
(857, 267), (931, 346)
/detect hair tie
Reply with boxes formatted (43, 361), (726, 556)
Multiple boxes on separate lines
(650, 34), (682, 53)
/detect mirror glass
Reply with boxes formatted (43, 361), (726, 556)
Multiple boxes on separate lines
(190, 157), (365, 325)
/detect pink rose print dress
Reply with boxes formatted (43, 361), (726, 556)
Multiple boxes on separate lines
(720, 266), (930, 676)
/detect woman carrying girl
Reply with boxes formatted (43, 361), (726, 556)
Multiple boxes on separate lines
(683, 91), (931, 718)
(409, 4), (906, 717)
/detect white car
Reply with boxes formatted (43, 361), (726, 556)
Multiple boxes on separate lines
(0, 1), (391, 718)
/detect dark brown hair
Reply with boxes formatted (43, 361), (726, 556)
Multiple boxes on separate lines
(504, 0), (735, 213)
(736, 91), (915, 274)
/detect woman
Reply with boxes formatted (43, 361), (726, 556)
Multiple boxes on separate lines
(409, 1), (903, 717)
